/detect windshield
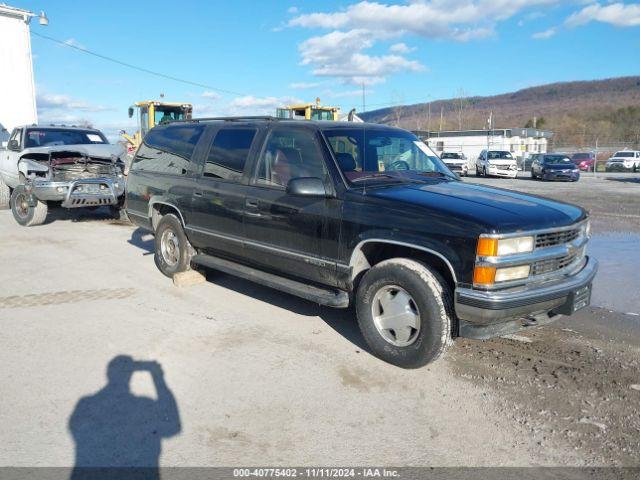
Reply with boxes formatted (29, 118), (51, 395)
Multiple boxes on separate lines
(488, 151), (513, 160)
(25, 129), (108, 148)
(323, 128), (455, 183)
(544, 155), (572, 164)
(441, 152), (462, 159)
(154, 107), (188, 125)
(614, 152), (634, 158)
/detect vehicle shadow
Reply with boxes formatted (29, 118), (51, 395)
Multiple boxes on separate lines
(606, 176), (640, 184)
(45, 205), (128, 225)
(203, 269), (370, 353)
(128, 227), (155, 254)
(68, 355), (181, 480)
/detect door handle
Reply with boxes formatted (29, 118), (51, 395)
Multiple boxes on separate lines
(193, 190), (203, 197)
(245, 199), (259, 208)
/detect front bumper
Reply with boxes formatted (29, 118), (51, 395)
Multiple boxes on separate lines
(455, 256), (598, 339)
(542, 170), (580, 181)
(445, 163), (468, 175)
(487, 166), (518, 178)
(31, 177), (125, 208)
(606, 163), (634, 172)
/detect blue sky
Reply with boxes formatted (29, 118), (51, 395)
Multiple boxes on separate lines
(11, 0), (640, 139)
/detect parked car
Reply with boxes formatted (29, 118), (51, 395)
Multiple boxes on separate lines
(440, 152), (468, 176)
(605, 150), (640, 172)
(475, 150), (518, 178)
(571, 152), (596, 172)
(126, 118), (597, 368)
(531, 154), (580, 181)
(0, 125), (127, 226)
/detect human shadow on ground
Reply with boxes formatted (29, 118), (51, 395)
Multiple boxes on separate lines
(68, 355), (181, 480)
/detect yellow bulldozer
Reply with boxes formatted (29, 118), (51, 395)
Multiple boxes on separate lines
(276, 98), (339, 121)
(122, 100), (193, 153)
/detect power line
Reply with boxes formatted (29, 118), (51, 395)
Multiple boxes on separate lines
(31, 31), (247, 97)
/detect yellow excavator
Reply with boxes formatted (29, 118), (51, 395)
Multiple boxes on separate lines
(122, 100), (193, 153)
(276, 98), (339, 121)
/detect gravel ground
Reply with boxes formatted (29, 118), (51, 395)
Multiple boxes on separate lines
(0, 172), (639, 469)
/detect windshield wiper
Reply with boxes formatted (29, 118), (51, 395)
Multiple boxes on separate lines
(350, 173), (397, 182)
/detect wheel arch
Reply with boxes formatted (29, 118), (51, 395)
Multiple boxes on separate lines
(148, 200), (186, 231)
(349, 239), (458, 292)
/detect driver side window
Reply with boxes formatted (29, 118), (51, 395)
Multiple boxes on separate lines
(255, 128), (327, 188)
(9, 129), (21, 149)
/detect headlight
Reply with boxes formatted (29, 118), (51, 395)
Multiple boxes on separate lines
(477, 236), (535, 257)
(583, 220), (591, 238)
(572, 168), (579, 173)
(473, 265), (530, 285)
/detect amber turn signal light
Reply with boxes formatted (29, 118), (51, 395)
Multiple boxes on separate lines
(476, 237), (498, 257)
(473, 266), (496, 286)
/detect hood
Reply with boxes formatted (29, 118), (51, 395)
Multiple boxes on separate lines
(366, 180), (586, 232)
(608, 157), (633, 162)
(487, 158), (516, 165)
(543, 163), (575, 170)
(20, 143), (125, 160)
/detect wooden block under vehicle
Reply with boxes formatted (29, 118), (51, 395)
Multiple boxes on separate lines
(172, 270), (206, 287)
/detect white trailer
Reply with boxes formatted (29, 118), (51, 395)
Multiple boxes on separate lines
(0, 4), (38, 143)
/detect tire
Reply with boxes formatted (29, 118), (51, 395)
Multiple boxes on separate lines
(355, 258), (453, 369)
(109, 205), (129, 222)
(475, 165), (480, 176)
(154, 213), (194, 278)
(531, 168), (537, 179)
(0, 176), (10, 210)
(483, 166), (487, 177)
(10, 185), (48, 226)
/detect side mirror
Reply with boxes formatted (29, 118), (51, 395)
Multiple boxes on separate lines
(8, 140), (19, 151)
(128, 107), (134, 118)
(286, 177), (327, 197)
(1, 141), (7, 149)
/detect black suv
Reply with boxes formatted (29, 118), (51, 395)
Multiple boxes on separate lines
(125, 117), (597, 368)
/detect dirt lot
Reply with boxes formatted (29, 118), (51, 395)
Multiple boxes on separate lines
(0, 172), (639, 469)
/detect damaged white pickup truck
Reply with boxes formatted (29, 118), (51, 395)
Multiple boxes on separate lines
(0, 125), (126, 226)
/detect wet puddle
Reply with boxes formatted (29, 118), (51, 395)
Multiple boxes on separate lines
(588, 233), (640, 315)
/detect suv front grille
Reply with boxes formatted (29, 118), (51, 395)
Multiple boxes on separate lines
(535, 228), (580, 249)
(532, 252), (578, 276)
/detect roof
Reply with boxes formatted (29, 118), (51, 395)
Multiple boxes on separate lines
(164, 116), (405, 130)
(414, 128), (554, 139)
(0, 3), (34, 21)
(16, 124), (103, 132)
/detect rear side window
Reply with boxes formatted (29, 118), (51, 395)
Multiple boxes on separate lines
(203, 128), (257, 181)
(133, 125), (204, 175)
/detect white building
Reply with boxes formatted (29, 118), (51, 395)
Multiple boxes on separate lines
(0, 4), (39, 143)
(415, 128), (554, 169)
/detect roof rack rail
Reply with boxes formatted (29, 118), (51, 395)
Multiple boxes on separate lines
(168, 115), (282, 124)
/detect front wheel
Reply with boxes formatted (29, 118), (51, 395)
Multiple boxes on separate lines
(10, 185), (48, 226)
(356, 258), (453, 369)
(0, 176), (10, 209)
(154, 213), (194, 277)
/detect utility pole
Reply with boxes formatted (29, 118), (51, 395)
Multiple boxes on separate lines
(361, 83), (365, 113)
(427, 101), (431, 133)
(594, 137), (599, 178)
(439, 106), (443, 132)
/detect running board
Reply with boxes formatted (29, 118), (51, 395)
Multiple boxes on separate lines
(192, 254), (350, 308)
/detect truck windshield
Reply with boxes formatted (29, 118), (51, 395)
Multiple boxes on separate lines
(614, 152), (634, 158)
(323, 128), (455, 183)
(544, 155), (572, 164)
(24, 129), (108, 148)
(488, 151), (513, 159)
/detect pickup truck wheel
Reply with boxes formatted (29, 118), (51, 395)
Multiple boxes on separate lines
(356, 258), (453, 369)
(154, 214), (193, 278)
(10, 185), (48, 227)
(0, 177), (10, 209)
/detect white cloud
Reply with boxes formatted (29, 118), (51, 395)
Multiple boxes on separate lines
(298, 29), (424, 85)
(289, 1), (557, 40)
(389, 42), (415, 53)
(566, 2), (640, 27)
(532, 27), (556, 39)
(201, 91), (221, 100)
(37, 93), (112, 113)
(62, 38), (86, 49)
(288, 6), (298, 14)
(288, 1), (557, 84)
(229, 95), (303, 115)
(289, 81), (324, 89)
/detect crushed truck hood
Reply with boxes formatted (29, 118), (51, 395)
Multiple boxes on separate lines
(20, 143), (125, 161)
(366, 180), (586, 233)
